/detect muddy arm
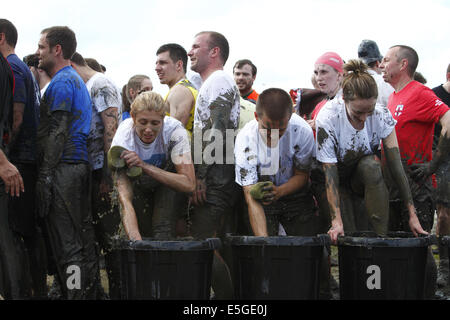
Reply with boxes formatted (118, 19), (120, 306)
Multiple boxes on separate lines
(9, 102), (24, 148)
(383, 130), (427, 236)
(100, 107), (119, 191)
(430, 111), (450, 173)
(36, 111), (70, 217)
(115, 170), (141, 241)
(323, 163), (344, 243)
(243, 185), (269, 236)
(382, 130), (414, 208)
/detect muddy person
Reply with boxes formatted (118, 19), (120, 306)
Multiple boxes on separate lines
(234, 88), (317, 236)
(0, 50), (25, 300)
(380, 46), (450, 298)
(0, 19), (47, 298)
(111, 91), (195, 241)
(0, 19), (47, 299)
(432, 63), (450, 289)
(233, 59), (259, 104)
(155, 43), (198, 237)
(315, 59), (427, 243)
(122, 74), (153, 121)
(35, 26), (100, 299)
(70, 52), (122, 298)
(188, 31), (240, 299)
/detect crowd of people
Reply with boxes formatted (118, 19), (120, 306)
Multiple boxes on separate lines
(0, 18), (449, 300)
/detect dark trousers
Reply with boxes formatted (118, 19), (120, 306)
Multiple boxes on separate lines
(45, 163), (100, 300)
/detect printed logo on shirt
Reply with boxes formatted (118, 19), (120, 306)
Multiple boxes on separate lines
(435, 99), (444, 107)
(394, 105), (404, 117)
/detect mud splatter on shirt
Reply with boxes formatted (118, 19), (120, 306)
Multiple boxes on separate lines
(86, 73), (121, 170)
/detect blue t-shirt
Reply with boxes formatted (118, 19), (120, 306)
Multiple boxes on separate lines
(41, 66), (92, 163)
(7, 54), (40, 163)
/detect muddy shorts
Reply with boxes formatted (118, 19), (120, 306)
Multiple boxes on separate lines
(435, 158), (450, 208)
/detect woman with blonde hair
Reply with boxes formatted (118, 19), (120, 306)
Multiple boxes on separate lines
(110, 91), (195, 241)
(315, 59), (426, 243)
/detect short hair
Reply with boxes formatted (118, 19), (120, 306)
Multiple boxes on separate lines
(70, 52), (87, 67)
(256, 88), (293, 120)
(126, 74), (150, 103)
(413, 71), (427, 84)
(85, 58), (103, 73)
(156, 43), (188, 74)
(0, 19), (18, 48)
(131, 91), (167, 119)
(100, 64), (106, 72)
(197, 31), (229, 65)
(391, 45), (419, 78)
(233, 59), (257, 76)
(342, 59), (378, 101)
(41, 26), (77, 60)
(23, 54), (40, 68)
(446, 63), (450, 74)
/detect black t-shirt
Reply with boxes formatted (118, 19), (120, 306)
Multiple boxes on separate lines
(0, 55), (14, 155)
(432, 85), (450, 150)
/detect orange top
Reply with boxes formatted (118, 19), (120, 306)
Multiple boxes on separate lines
(243, 89), (259, 104)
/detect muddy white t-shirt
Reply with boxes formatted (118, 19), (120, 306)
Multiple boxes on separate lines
(194, 70), (240, 131)
(315, 95), (396, 165)
(235, 113), (315, 187)
(86, 72), (122, 170)
(111, 116), (190, 169)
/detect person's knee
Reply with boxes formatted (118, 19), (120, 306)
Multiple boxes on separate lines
(357, 156), (383, 185)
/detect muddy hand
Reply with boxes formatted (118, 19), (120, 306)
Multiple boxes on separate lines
(408, 214), (428, 237)
(192, 178), (207, 206)
(121, 150), (144, 168)
(409, 163), (432, 185)
(328, 221), (344, 245)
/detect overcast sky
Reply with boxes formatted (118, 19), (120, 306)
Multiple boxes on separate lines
(3, 0), (450, 96)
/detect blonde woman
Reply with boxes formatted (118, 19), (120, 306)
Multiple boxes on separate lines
(111, 91), (195, 241)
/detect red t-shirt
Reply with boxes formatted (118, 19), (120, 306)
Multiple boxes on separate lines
(388, 81), (449, 165)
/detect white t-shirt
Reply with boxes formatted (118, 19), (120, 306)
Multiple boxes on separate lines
(368, 69), (395, 109)
(315, 95), (396, 165)
(235, 113), (315, 187)
(239, 97), (256, 129)
(86, 72), (122, 170)
(194, 70), (240, 131)
(111, 116), (190, 169)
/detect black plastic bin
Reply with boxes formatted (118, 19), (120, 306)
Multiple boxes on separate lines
(111, 238), (221, 300)
(338, 231), (435, 300)
(227, 235), (329, 300)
